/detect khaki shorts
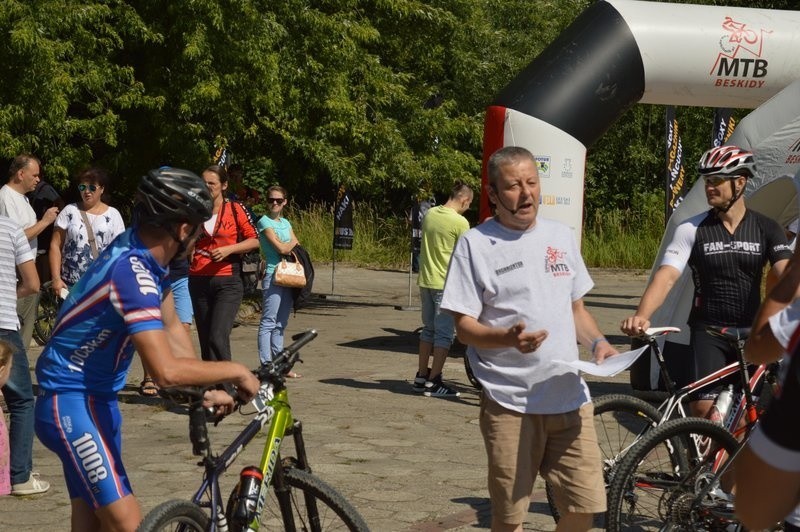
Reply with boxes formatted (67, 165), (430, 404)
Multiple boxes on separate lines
(479, 394), (606, 525)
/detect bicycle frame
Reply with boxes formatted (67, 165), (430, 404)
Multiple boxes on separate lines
(644, 327), (767, 429)
(182, 332), (319, 532)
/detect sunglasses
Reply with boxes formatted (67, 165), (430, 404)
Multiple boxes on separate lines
(703, 176), (736, 187)
(267, 197), (285, 205)
(78, 184), (99, 192)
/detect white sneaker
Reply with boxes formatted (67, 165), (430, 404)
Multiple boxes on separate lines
(11, 472), (50, 495)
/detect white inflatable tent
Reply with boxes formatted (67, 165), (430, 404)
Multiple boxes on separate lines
(480, 0), (800, 390)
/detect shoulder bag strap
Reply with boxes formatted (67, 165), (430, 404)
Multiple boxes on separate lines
(79, 208), (99, 260)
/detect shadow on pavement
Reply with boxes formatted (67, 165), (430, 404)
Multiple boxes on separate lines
(338, 327), (418, 355)
(319, 377), (480, 404)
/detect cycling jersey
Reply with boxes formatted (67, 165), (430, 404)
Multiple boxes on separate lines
(35, 228), (169, 395)
(662, 208), (791, 327)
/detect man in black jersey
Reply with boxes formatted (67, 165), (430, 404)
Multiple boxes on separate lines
(621, 145), (792, 419)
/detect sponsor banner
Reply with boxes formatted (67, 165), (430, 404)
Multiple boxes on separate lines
(333, 186), (354, 250)
(608, 0), (800, 108)
(665, 107), (687, 221)
(711, 108), (735, 147)
(502, 109), (587, 246)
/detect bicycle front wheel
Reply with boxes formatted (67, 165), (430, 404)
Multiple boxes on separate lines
(138, 499), (210, 532)
(545, 394), (661, 523)
(261, 467), (369, 531)
(606, 417), (739, 532)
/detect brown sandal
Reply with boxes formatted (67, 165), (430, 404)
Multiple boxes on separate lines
(139, 377), (159, 397)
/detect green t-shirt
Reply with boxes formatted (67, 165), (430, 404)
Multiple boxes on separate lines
(418, 205), (469, 289)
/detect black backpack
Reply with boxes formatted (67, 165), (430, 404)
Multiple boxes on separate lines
(289, 244), (314, 312)
(231, 200), (262, 296)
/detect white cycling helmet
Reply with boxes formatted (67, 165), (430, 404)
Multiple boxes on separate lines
(697, 145), (756, 178)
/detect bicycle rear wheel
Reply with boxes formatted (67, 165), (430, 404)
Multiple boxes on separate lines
(138, 499), (210, 532)
(545, 394), (661, 523)
(259, 467), (369, 531)
(606, 417), (739, 532)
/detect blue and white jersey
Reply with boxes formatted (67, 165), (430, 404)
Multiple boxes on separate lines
(36, 228), (170, 395)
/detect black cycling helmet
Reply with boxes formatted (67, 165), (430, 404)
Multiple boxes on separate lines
(697, 145), (756, 178)
(136, 167), (212, 226)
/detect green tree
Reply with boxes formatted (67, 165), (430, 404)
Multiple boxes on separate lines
(0, 0), (159, 187)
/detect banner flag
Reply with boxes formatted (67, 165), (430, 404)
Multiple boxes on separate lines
(333, 185), (354, 250)
(213, 141), (229, 168)
(711, 108), (736, 147)
(665, 106), (687, 222)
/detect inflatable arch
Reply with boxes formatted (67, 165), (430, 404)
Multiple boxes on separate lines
(481, 0), (800, 390)
(481, 0), (800, 233)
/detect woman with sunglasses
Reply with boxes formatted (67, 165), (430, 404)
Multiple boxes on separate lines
(49, 167), (125, 298)
(256, 186), (301, 374)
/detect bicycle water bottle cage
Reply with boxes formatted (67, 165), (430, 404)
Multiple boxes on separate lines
(189, 405), (210, 456)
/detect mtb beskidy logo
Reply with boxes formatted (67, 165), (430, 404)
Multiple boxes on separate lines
(545, 246), (570, 277)
(711, 16), (773, 89)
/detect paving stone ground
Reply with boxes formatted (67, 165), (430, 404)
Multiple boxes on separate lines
(0, 265), (649, 531)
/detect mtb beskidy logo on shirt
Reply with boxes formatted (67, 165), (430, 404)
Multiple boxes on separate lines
(545, 247), (570, 277)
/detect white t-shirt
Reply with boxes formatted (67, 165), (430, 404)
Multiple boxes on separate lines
(0, 184), (38, 252)
(441, 217), (593, 414)
(0, 215), (35, 330)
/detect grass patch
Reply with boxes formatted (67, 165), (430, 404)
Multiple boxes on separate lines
(281, 196), (665, 270)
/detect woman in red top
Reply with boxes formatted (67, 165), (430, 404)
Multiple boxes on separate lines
(189, 165), (259, 362)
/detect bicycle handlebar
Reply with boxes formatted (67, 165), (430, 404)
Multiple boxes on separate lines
(255, 329), (318, 384)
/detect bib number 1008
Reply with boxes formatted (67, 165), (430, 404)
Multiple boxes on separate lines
(71, 432), (108, 483)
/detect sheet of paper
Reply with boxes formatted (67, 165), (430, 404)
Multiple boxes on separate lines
(552, 345), (649, 377)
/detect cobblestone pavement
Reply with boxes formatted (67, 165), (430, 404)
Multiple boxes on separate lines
(0, 265), (649, 531)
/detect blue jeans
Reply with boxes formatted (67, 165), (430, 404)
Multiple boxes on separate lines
(258, 272), (294, 364)
(0, 329), (34, 484)
(419, 287), (455, 348)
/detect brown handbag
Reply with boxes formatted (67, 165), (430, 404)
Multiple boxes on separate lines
(274, 252), (306, 288)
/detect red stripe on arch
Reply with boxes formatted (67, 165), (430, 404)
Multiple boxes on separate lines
(480, 106), (507, 222)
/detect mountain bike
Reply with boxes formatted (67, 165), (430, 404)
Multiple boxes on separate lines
(546, 326), (779, 524)
(138, 329), (370, 532)
(605, 328), (780, 531)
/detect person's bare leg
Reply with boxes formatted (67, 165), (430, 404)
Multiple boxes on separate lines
(428, 346), (450, 380)
(418, 340), (432, 377)
(71, 498), (100, 531)
(556, 511), (594, 531)
(490, 519), (522, 532)
(94, 494), (142, 532)
(691, 399), (713, 419)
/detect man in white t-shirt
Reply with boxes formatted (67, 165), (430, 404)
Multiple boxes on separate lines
(440, 146), (618, 532)
(0, 155), (59, 348)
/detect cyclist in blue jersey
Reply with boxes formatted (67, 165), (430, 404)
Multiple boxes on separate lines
(34, 168), (260, 532)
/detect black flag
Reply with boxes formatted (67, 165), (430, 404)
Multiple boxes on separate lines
(333, 186), (354, 250)
(711, 108), (735, 147)
(665, 106), (687, 222)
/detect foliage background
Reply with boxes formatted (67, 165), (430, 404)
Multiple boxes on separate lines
(1, 0), (796, 266)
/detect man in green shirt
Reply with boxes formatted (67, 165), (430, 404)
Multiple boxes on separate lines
(413, 182), (473, 397)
